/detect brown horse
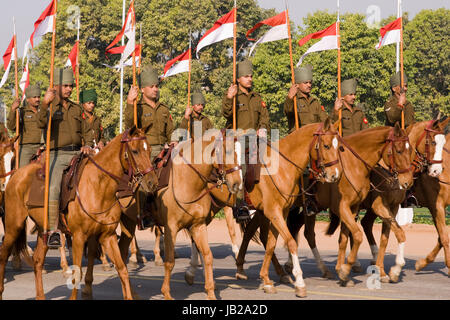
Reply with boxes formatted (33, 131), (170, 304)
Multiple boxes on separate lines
(357, 119), (449, 282)
(209, 119), (342, 297)
(0, 126), (158, 300)
(80, 130), (242, 300)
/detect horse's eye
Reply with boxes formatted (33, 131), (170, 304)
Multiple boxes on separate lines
(431, 141), (436, 146)
(397, 149), (402, 154)
(339, 146), (345, 152)
(132, 150), (139, 155)
(324, 144), (330, 150)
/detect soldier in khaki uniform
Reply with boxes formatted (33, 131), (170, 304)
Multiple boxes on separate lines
(7, 84), (43, 168)
(126, 66), (175, 162)
(384, 71), (415, 128)
(284, 65), (328, 132)
(38, 68), (91, 247)
(179, 91), (213, 138)
(80, 89), (106, 150)
(332, 78), (369, 137)
(222, 60), (270, 221)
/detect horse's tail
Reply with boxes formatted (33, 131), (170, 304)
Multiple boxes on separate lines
(238, 214), (261, 246)
(326, 212), (340, 236)
(11, 220), (33, 268)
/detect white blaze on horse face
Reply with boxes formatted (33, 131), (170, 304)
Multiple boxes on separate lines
(332, 137), (338, 150)
(3, 151), (13, 189)
(234, 140), (243, 190)
(143, 141), (148, 151)
(405, 142), (410, 150)
(429, 134), (445, 177)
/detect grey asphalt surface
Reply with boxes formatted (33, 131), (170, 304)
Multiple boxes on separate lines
(1, 235), (449, 300)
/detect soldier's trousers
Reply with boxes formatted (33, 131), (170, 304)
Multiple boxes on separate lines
(48, 149), (79, 231)
(18, 144), (41, 168)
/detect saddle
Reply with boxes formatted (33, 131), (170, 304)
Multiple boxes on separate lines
(153, 145), (174, 192)
(244, 147), (261, 192)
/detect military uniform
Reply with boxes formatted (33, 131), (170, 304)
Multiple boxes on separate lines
(284, 94), (327, 131)
(384, 72), (415, 127)
(38, 68), (90, 238)
(332, 103), (369, 137)
(179, 113), (213, 135)
(82, 113), (105, 147)
(7, 85), (43, 167)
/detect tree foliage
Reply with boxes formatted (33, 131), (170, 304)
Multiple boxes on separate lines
(0, 1), (447, 140)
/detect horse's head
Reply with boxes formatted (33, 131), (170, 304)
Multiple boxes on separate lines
(210, 130), (242, 194)
(120, 125), (158, 194)
(409, 118), (449, 177)
(381, 122), (414, 189)
(309, 118), (342, 183)
(0, 134), (17, 191)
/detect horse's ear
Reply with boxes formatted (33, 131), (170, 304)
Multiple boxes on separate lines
(436, 116), (449, 131)
(332, 119), (340, 132)
(405, 123), (414, 135)
(12, 134), (20, 144)
(394, 121), (402, 136)
(143, 123), (153, 134)
(323, 117), (331, 131)
(128, 125), (137, 136)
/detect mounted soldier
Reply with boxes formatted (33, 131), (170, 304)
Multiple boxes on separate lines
(38, 68), (92, 247)
(179, 91), (213, 138)
(80, 89), (106, 150)
(222, 59), (270, 221)
(384, 71), (415, 128)
(7, 84), (44, 168)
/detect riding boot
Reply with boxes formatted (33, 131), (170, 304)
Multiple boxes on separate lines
(47, 200), (62, 249)
(138, 193), (156, 230)
(301, 175), (320, 216)
(403, 189), (419, 208)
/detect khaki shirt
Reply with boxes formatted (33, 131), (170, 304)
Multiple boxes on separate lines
(222, 89), (270, 131)
(384, 95), (415, 128)
(179, 113), (213, 136)
(332, 103), (369, 137)
(284, 93), (328, 132)
(125, 100), (174, 145)
(37, 97), (88, 150)
(7, 104), (43, 145)
(82, 113), (105, 147)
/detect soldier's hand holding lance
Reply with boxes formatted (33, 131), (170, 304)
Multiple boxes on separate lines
(42, 87), (56, 108)
(11, 98), (21, 112)
(127, 85), (139, 105)
(334, 97), (344, 111)
(287, 83), (299, 100)
(226, 83), (238, 99)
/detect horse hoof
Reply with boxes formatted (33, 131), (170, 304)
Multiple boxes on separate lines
(155, 259), (164, 267)
(263, 284), (277, 294)
(352, 264), (363, 273)
(206, 293), (217, 300)
(81, 290), (93, 300)
(102, 264), (112, 272)
(128, 261), (138, 269)
(389, 265), (402, 283)
(42, 268), (48, 275)
(279, 274), (294, 284)
(339, 279), (355, 287)
(138, 256), (148, 264)
(284, 263), (293, 274)
(322, 269), (335, 279)
(380, 275), (390, 283)
(338, 264), (351, 282)
(185, 272), (195, 286)
(295, 286), (307, 298)
(235, 272), (248, 281)
(415, 259), (427, 272)
(164, 294), (174, 300)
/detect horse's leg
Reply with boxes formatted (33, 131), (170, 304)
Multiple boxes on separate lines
(235, 213), (261, 280)
(263, 210), (307, 298)
(337, 205), (363, 283)
(224, 206), (239, 258)
(59, 233), (70, 274)
(153, 228), (164, 266)
(161, 225), (177, 300)
(335, 223), (349, 274)
(185, 239), (201, 286)
(69, 233), (86, 300)
(81, 237), (98, 300)
(99, 244), (112, 271)
(375, 220), (391, 282)
(284, 207), (303, 275)
(190, 224), (216, 300)
(304, 214), (334, 279)
(134, 237), (147, 263)
(33, 233), (49, 300)
(361, 208), (379, 265)
(416, 200), (450, 274)
(102, 234), (133, 300)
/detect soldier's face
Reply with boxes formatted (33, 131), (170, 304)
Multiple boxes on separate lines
(83, 101), (95, 113)
(193, 104), (204, 115)
(393, 85), (408, 95)
(57, 84), (73, 99)
(238, 75), (252, 90)
(298, 81), (312, 94)
(27, 96), (40, 108)
(343, 93), (356, 105)
(141, 85), (159, 100)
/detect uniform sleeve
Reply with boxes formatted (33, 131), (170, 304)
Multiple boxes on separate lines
(166, 111), (176, 143)
(124, 103), (135, 129)
(179, 117), (189, 130)
(37, 102), (49, 129)
(6, 109), (17, 131)
(384, 97), (403, 126)
(98, 118), (106, 144)
(404, 101), (415, 127)
(258, 99), (270, 130)
(361, 111), (369, 130)
(331, 109), (340, 123)
(314, 99), (328, 122)
(284, 95), (295, 117)
(79, 108), (91, 147)
(221, 93), (233, 122)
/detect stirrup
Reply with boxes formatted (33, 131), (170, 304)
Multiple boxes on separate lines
(47, 231), (62, 249)
(137, 214), (155, 231)
(301, 198), (319, 217)
(233, 206), (251, 222)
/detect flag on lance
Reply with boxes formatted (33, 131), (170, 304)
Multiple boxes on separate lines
(246, 11), (289, 56)
(0, 37), (15, 89)
(29, 0), (56, 49)
(65, 41), (79, 75)
(163, 49), (190, 78)
(375, 17), (401, 49)
(103, 45), (141, 70)
(297, 22), (338, 66)
(196, 8), (235, 58)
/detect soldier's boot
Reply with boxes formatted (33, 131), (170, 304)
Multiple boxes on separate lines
(47, 200), (62, 249)
(303, 196), (320, 217)
(232, 190), (251, 222)
(403, 190), (419, 208)
(138, 195), (156, 231)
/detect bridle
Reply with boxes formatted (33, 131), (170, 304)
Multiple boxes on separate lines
(379, 127), (414, 178)
(413, 120), (445, 172)
(309, 123), (340, 180)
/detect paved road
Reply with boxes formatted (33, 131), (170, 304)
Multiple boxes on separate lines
(1, 236), (449, 300)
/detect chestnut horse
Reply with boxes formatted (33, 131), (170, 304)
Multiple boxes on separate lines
(80, 130), (242, 300)
(0, 126), (158, 300)
(194, 119), (343, 298)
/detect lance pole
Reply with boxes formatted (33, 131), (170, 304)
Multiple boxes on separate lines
(399, 1), (405, 129)
(337, 0), (342, 136)
(13, 17), (19, 170)
(232, 1), (237, 132)
(187, 32), (192, 135)
(76, 16), (80, 104)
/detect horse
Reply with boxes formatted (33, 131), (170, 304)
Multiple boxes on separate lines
(0, 125), (159, 300)
(80, 130), (242, 300)
(202, 119), (342, 297)
(233, 123), (415, 287)
(356, 119), (450, 282)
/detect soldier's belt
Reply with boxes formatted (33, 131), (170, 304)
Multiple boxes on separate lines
(52, 145), (81, 152)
